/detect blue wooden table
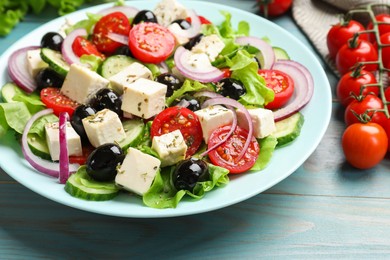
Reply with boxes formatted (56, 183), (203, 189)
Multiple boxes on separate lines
(1, 0), (390, 258)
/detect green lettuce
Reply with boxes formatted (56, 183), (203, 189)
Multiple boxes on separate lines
(250, 135), (278, 171)
(80, 54), (103, 72)
(165, 79), (210, 106)
(65, 12), (102, 35)
(0, 102), (31, 137)
(10, 85), (45, 114)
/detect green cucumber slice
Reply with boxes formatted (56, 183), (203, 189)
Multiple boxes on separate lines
(118, 119), (145, 151)
(99, 55), (135, 79)
(273, 47), (290, 60)
(65, 166), (119, 201)
(27, 133), (51, 160)
(40, 48), (70, 76)
(1, 82), (18, 102)
(273, 112), (304, 147)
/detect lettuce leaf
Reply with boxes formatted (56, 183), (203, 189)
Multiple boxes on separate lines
(250, 135), (278, 171)
(165, 79), (210, 106)
(65, 12), (102, 35)
(0, 102), (31, 137)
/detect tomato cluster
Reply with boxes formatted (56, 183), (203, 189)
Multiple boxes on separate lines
(326, 11), (390, 169)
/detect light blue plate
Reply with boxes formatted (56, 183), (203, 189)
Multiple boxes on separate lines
(0, 0), (332, 218)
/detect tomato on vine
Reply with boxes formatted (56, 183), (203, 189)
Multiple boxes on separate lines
(257, 0), (292, 17)
(374, 32), (390, 69)
(344, 94), (386, 126)
(367, 13), (390, 43)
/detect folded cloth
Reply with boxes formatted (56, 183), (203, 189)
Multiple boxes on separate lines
(292, 0), (390, 76)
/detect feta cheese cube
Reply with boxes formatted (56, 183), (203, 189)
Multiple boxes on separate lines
(61, 63), (109, 104)
(152, 129), (187, 167)
(115, 147), (161, 196)
(26, 49), (48, 78)
(45, 122), (82, 161)
(237, 108), (276, 139)
(153, 0), (188, 27)
(194, 105), (234, 143)
(168, 23), (189, 46)
(109, 62), (153, 95)
(82, 108), (126, 148)
(121, 78), (167, 119)
(187, 52), (213, 71)
(191, 34), (225, 62)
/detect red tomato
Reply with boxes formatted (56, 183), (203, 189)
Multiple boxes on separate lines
(92, 12), (131, 54)
(221, 68), (231, 78)
(327, 20), (369, 59)
(258, 69), (294, 110)
(72, 36), (104, 58)
(342, 122), (388, 169)
(129, 22), (175, 64)
(374, 32), (390, 69)
(335, 39), (378, 75)
(186, 15), (212, 25)
(367, 14), (390, 43)
(208, 125), (260, 174)
(336, 68), (378, 107)
(151, 106), (203, 157)
(69, 145), (94, 165)
(257, 0), (292, 17)
(344, 94), (386, 126)
(40, 88), (79, 117)
(385, 87), (390, 111)
(380, 117), (390, 153)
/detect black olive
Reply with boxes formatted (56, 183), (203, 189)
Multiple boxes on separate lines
(171, 19), (191, 30)
(71, 105), (96, 143)
(40, 32), (64, 51)
(86, 143), (125, 182)
(253, 56), (262, 69)
(113, 46), (133, 57)
(173, 95), (200, 111)
(183, 33), (204, 50)
(172, 158), (209, 191)
(90, 88), (122, 117)
(132, 10), (158, 25)
(155, 73), (182, 97)
(35, 68), (64, 90)
(216, 78), (246, 100)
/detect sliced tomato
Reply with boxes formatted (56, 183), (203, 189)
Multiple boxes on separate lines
(258, 69), (294, 110)
(92, 12), (131, 54)
(221, 68), (232, 78)
(69, 145), (94, 165)
(129, 22), (175, 64)
(186, 15), (212, 25)
(151, 106), (203, 157)
(208, 125), (259, 174)
(72, 36), (104, 58)
(40, 87), (79, 117)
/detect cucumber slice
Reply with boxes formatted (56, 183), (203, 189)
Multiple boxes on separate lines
(27, 133), (51, 160)
(40, 48), (70, 76)
(1, 82), (18, 102)
(273, 47), (290, 60)
(273, 112), (304, 147)
(65, 166), (119, 201)
(99, 55), (135, 79)
(118, 119), (145, 151)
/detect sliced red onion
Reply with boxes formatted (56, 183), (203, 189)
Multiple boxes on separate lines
(176, 99), (191, 108)
(174, 46), (224, 83)
(157, 61), (169, 74)
(201, 97), (253, 161)
(97, 5), (138, 17)
(236, 36), (275, 69)
(8, 46), (40, 93)
(272, 60), (314, 121)
(107, 32), (129, 45)
(170, 9), (201, 39)
(194, 90), (224, 99)
(59, 112), (70, 184)
(62, 28), (88, 65)
(21, 109), (79, 179)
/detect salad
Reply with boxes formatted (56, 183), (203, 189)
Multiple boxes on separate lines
(0, 0), (314, 209)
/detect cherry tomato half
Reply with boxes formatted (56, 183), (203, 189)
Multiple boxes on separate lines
(129, 22), (175, 64)
(40, 87), (79, 117)
(344, 94), (386, 126)
(208, 125), (260, 174)
(367, 14), (390, 43)
(92, 12), (131, 54)
(151, 106), (203, 157)
(326, 20), (368, 59)
(258, 69), (294, 110)
(342, 122), (388, 169)
(72, 36), (104, 58)
(186, 15), (212, 25)
(257, 0), (292, 17)
(69, 145), (94, 165)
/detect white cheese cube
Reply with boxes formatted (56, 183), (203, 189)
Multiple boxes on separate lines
(115, 147), (161, 196)
(187, 52), (213, 72)
(82, 109), (126, 148)
(191, 34), (225, 62)
(237, 108), (276, 139)
(168, 23), (189, 46)
(194, 105), (234, 143)
(61, 63), (109, 104)
(109, 62), (153, 95)
(121, 78), (167, 119)
(153, 0), (188, 27)
(45, 122), (82, 161)
(26, 49), (48, 78)
(152, 129), (187, 167)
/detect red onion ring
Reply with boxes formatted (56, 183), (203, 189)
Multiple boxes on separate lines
(107, 32), (129, 45)
(170, 9), (201, 39)
(201, 97), (253, 162)
(62, 28), (88, 65)
(174, 46), (224, 83)
(21, 109), (79, 179)
(59, 112), (70, 184)
(272, 60), (314, 121)
(157, 61), (169, 74)
(236, 36), (275, 69)
(97, 5), (138, 17)
(7, 46), (40, 93)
